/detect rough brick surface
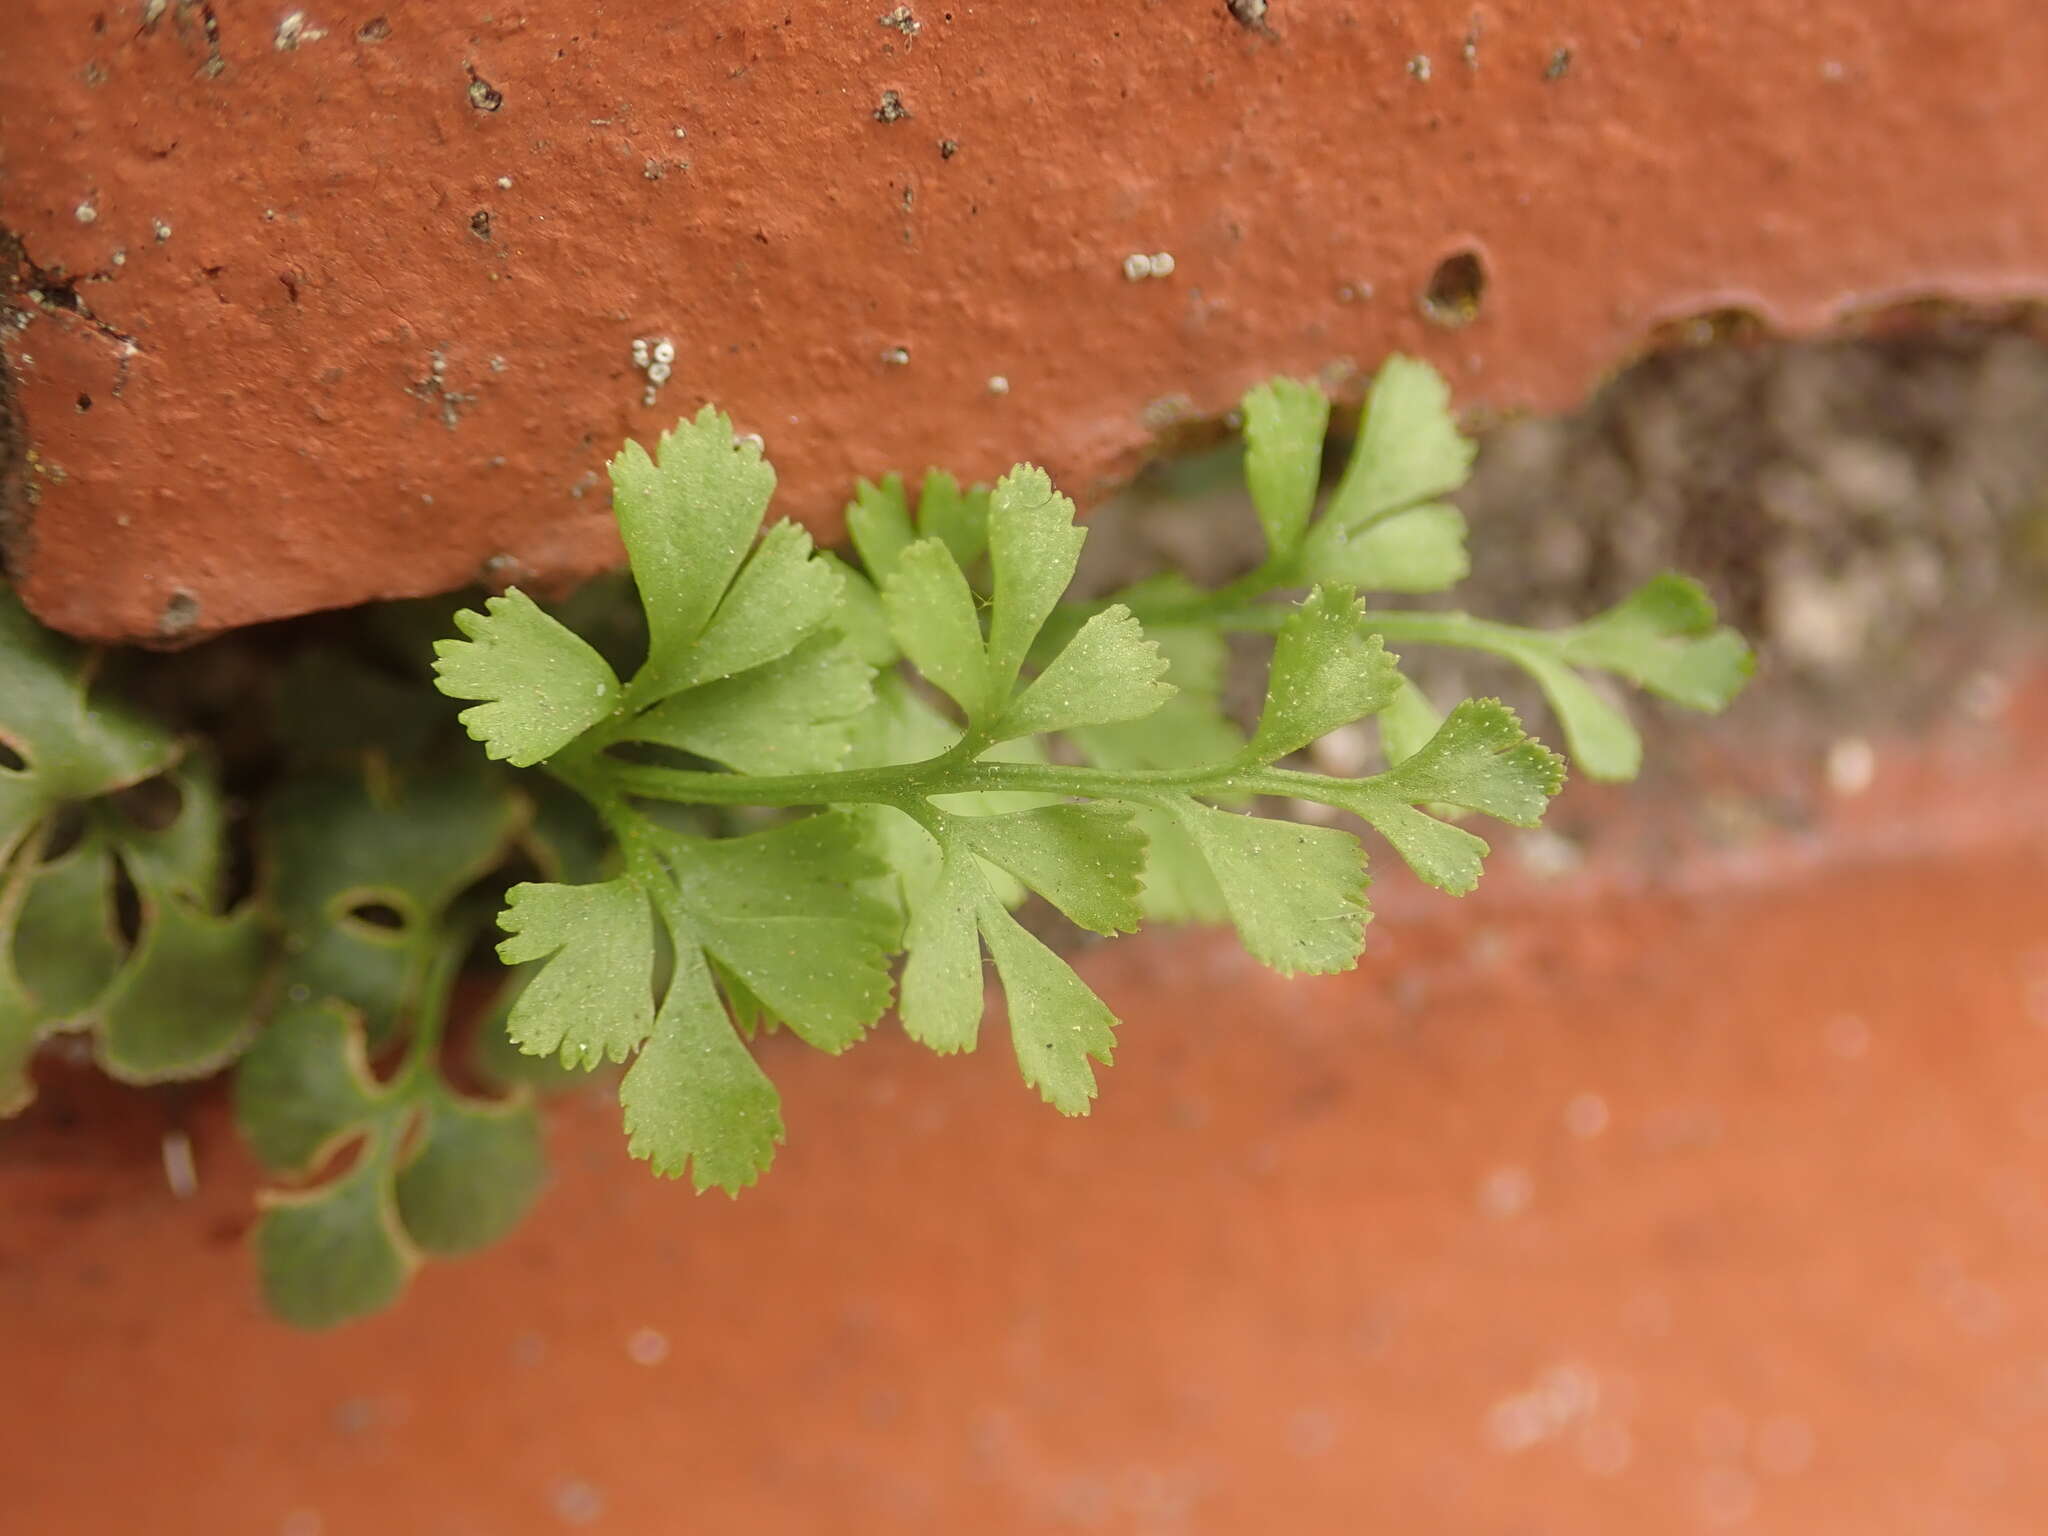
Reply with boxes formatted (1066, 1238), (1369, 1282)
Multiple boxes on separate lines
(4, 1), (2045, 640)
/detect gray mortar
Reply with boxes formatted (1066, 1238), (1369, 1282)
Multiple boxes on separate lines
(1081, 322), (2048, 747)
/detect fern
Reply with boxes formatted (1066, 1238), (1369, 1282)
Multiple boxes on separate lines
(425, 360), (1751, 1198)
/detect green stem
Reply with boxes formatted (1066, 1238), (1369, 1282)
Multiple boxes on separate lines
(604, 753), (1251, 812)
(389, 926), (468, 1095)
(1357, 610), (1562, 663)
(0, 815), (53, 929)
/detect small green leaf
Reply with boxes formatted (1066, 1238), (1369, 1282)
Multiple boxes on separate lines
(620, 949), (783, 1192)
(883, 539), (988, 721)
(1374, 699), (1565, 826)
(394, 1089), (547, 1256)
(1241, 376), (1330, 563)
(916, 470), (991, 570)
(1122, 806), (1231, 923)
(0, 977), (39, 1118)
(897, 840), (987, 1054)
(985, 466), (1087, 696)
(1562, 574), (1755, 710)
(11, 840), (122, 1018)
(1315, 700), (1565, 893)
(610, 406), (777, 693)
(1304, 503), (1470, 593)
(839, 679), (1037, 916)
(666, 815), (896, 1053)
(1250, 586), (1403, 760)
(1169, 801), (1370, 974)
(234, 1000), (385, 1174)
(670, 521), (843, 690)
(1327, 356), (1476, 527)
(497, 877), (656, 1067)
(111, 762), (228, 900)
(0, 586), (175, 830)
(977, 898), (1118, 1114)
(949, 804), (1147, 935)
(432, 590), (623, 766)
(265, 764), (525, 1040)
(255, 1144), (416, 1330)
(845, 473), (916, 587)
(1515, 653), (1644, 782)
(93, 894), (265, 1083)
(1069, 626), (1244, 780)
(821, 557), (899, 668)
(472, 967), (602, 1093)
(996, 605), (1174, 740)
(1378, 674), (1444, 767)
(628, 632), (875, 774)
(1347, 802), (1491, 895)
(0, 600), (252, 1119)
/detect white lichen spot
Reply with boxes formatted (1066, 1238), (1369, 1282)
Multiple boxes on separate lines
(496, 175), (514, 190)
(153, 218), (172, 241)
(488, 355), (508, 373)
(1149, 251), (1176, 277)
(632, 336), (677, 405)
(274, 12), (325, 50)
(881, 345), (911, 366)
(987, 374), (1010, 395)
(1408, 53), (1432, 81)
(74, 199), (98, 225)
(1121, 252), (1154, 282)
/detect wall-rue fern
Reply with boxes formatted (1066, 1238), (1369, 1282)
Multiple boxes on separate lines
(0, 595), (265, 1115)
(0, 356), (1752, 1329)
(430, 357), (1751, 1197)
